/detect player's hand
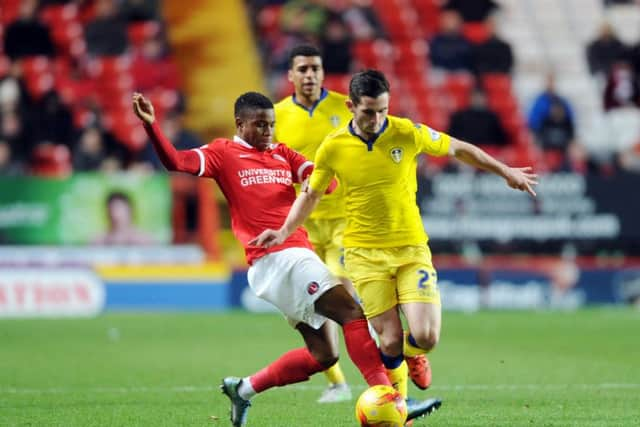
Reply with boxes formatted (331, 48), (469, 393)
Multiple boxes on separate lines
(132, 92), (155, 124)
(504, 166), (538, 197)
(249, 229), (287, 248)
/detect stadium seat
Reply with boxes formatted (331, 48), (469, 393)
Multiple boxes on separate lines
(30, 143), (72, 177)
(128, 21), (161, 47)
(463, 22), (491, 44)
(323, 74), (350, 94)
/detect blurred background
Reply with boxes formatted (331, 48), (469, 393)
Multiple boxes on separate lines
(1, 0), (640, 318)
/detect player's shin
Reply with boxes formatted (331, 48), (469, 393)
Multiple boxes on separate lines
(247, 347), (324, 394)
(342, 319), (391, 386)
(380, 352), (409, 399)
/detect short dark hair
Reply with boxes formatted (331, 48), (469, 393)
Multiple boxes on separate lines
(288, 44), (322, 69)
(107, 191), (131, 207)
(349, 70), (390, 104)
(234, 92), (274, 117)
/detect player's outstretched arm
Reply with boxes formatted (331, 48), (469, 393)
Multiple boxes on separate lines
(132, 92), (200, 175)
(249, 187), (323, 248)
(449, 138), (539, 197)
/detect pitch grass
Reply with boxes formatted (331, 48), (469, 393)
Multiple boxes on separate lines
(1, 309), (639, 426)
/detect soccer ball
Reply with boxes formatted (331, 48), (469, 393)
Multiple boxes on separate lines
(355, 385), (408, 426)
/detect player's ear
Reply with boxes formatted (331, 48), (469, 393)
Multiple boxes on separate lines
(287, 68), (294, 83)
(346, 98), (355, 112)
(235, 116), (243, 130)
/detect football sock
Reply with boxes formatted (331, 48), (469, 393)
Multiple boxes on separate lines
(324, 362), (347, 385)
(343, 319), (391, 386)
(403, 331), (428, 357)
(238, 377), (256, 400)
(381, 352), (408, 399)
(249, 347), (324, 394)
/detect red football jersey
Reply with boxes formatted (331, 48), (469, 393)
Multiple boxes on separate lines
(193, 136), (314, 264)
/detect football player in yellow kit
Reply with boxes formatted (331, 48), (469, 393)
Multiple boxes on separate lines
(254, 70), (538, 406)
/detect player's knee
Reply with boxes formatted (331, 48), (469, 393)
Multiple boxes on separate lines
(412, 329), (439, 351)
(312, 350), (339, 369)
(378, 332), (404, 355)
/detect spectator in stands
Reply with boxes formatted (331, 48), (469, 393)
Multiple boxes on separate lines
(472, 16), (514, 75)
(333, 0), (386, 41)
(443, 0), (500, 22)
(3, 0), (55, 60)
(586, 23), (628, 78)
(120, 0), (160, 22)
(603, 60), (640, 110)
(320, 13), (353, 74)
(0, 140), (23, 176)
(447, 88), (508, 147)
(429, 10), (474, 73)
(139, 109), (201, 170)
(31, 91), (75, 148)
(528, 74), (576, 134)
(85, 0), (129, 56)
(280, 0), (328, 39)
(73, 126), (108, 171)
(131, 35), (181, 91)
(0, 109), (32, 163)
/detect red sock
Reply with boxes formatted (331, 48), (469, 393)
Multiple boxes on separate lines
(343, 319), (391, 386)
(249, 347), (324, 393)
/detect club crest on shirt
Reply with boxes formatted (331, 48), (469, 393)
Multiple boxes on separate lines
(329, 115), (341, 127)
(307, 281), (319, 295)
(390, 147), (403, 163)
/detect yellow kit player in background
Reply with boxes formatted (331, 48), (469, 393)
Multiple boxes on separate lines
(255, 70), (538, 403)
(274, 45), (353, 404)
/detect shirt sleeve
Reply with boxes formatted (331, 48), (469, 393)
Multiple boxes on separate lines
(414, 123), (451, 157)
(279, 145), (313, 183)
(308, 140), (335, 193)
(193, 140), (224, 178)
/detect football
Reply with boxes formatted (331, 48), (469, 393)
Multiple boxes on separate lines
(354, 385), (408, 426)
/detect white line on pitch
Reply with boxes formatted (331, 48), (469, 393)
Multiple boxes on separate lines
(1, 383), (639, 395)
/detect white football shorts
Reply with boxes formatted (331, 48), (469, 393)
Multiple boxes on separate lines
(247, 247), (341, 329)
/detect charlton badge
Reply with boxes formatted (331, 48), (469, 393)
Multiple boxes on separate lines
(307, 281), (319, 295)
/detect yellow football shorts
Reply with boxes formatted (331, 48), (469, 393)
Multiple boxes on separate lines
(344, 245), (440, 318)
(304, 217), (348, 278)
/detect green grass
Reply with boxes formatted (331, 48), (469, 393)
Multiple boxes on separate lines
(1, 309), (639, 426)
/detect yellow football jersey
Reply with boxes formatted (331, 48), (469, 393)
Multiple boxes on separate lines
(309, 115), (451, 248)
(274, 89), (351, 219)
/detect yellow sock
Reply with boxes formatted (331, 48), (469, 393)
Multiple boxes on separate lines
(386, 361), (408, 399)
(403, 331), (427, 357)
(324, 362), (346, 385)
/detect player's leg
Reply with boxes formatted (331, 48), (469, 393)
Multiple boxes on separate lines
(343, 246), (410, 398)
(367, 306), (409, 399)
(397, 245), (441, 390)
(307, 218), (351, 403)
(314, 285), (391, 387)
(221, 323), (334, 426)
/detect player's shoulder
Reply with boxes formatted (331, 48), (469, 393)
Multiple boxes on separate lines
(201, 137), (232, 149)
(274, 95), (295, 112)
(388, 115), (418, 134)
(325, 89), (349, 103)
(323, 123), (351, 143)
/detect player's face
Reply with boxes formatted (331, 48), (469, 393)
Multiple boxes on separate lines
(348, 92), (390, 137)
(288, 55), (324, 99)
(237, 108), (275, 151)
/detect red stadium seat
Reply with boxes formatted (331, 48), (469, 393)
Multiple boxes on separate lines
(323, 74), (350, 93)
(30, 144), (72, 177)
(482, 73), (512, 94)
(463, 22), (490, 44)
(128, 21), (161, 47)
